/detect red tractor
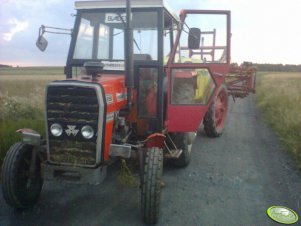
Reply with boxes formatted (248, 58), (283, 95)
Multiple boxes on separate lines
(1, 0), (255, 224)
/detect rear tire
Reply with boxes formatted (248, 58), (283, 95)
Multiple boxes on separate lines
(1, 142), (43, 209)
(169, 133), (194, 167)
(141, 147), (163, 225)
(204, 85), (228, 137)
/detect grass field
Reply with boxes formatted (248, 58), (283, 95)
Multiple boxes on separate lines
(0, 67), (64, 168)
(0, 66), (64, 76)
(0, 67), (63, 97)
(256, 72), (301, 167)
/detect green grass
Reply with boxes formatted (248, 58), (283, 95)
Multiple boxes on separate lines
(0, 117), (45, 167)
(0, 66), (64, 76)
(0, 67), (64, 169)
(256, 72), (301, 167)
(117, 159), (139, 187)
(0, 67), (64, 97)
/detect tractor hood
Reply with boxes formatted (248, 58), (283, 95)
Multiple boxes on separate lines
(67, 73), (128, 109)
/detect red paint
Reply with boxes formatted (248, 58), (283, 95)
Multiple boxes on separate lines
(167, 64), (230, 132)
(166, 10), (231, 132)
(226, 63), (257, 97)
(100, 75), (127, 161)
(145, 133), (166, 149)
(214, 87), (228, 131)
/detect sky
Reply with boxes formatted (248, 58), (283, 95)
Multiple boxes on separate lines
(0, 0), (301, 66)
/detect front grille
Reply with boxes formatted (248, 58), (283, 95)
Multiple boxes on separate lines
(46, 83), (101, 166)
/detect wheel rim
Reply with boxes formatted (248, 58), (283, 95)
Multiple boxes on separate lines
(214, 88), (228, 131)
(187, 132), (195, 154)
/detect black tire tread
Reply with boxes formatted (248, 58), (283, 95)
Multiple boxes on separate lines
(170, 133), (191, 167)
(1, 142), (43, 208)
(2, 142), (25, 208)
(203, 104), (220, 137)
(141, 147), (163, 225)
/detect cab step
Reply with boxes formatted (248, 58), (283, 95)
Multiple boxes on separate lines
(164, 149), (183, 159)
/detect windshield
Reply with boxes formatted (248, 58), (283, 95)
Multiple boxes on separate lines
(73, 11), (158, 61)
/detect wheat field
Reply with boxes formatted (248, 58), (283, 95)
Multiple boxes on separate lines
(0, 67), (64, 168)
(256, 72), (301, 167)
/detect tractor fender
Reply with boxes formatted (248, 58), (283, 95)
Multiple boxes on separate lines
(16, 128), (47, 162)
(145, 133), (166, 149)
(16, 128), (42, 146)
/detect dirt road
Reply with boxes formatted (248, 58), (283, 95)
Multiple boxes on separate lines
(1, 95), (301, 226)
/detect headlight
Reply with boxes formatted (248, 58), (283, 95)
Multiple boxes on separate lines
(81, 125), (94, 139)
(50, 123), (63, 137)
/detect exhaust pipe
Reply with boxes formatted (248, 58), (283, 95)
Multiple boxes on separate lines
(124, 0), (134, 109)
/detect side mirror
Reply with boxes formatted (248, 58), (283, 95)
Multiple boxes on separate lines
(188, 28), (201, 49)
(36, 36), (48, 52)
(36, 25), (48, 52)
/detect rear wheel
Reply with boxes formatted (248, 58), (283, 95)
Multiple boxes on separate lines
(1, 142), (43, 209)
(141, 147), (163, 225)
(204, 85), (228, 137)
(169, 133), (194, 167)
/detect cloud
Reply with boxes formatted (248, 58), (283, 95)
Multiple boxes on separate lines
(169, 0), (301, 64)
(2, 18), (29, 41)
(1, 0), (300, 65)
(2, 0), (62, 10)
(0, 0), (74, 66)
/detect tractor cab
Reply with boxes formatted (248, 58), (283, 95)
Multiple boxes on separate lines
(66, 0), (179, 72)
(64, 1), (231, 134)
(63, 0), (181, 132)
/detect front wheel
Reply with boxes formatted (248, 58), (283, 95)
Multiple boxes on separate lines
(203, 84), (228, 137)
(141, 147), (163, 225)
(1, 142), (43, 209)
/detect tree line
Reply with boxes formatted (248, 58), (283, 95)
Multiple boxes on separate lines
(1, 63), (300, 72)
(0, 64), (13, 68)
(253, 63), (301, 72)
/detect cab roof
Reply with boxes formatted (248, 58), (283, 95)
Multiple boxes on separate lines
(75, 0), (179, 21)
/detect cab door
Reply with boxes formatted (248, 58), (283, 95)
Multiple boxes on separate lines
(167, 10), (231, 132)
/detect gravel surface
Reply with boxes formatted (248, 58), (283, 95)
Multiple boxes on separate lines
(1, 95), (301, 226)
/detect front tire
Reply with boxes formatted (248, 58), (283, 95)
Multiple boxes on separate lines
(141, 147), (163, 225)
(203, 85), (228, 137)
(1, 142), (43, 209)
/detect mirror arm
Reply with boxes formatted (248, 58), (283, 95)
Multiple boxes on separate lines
(38, 25), (72, 38)
(37, 25), (45, 43)
(36, 24), (71, 52)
